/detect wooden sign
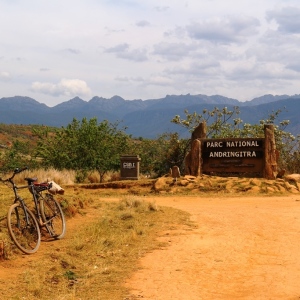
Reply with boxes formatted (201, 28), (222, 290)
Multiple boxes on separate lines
(120, 155), (141, 180)
(201, 138), (264, 175)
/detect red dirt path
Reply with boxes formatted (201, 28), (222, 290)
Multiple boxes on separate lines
(125, 195), (300, 300)
(1, 195), (300, 300)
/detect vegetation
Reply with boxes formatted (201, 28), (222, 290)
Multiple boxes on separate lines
(33, 118), (129, 183)
(0, 108), (299, 298)
(172, 106), (300, 173)
(0, 182), (192, 299)
(0, 119), (189, 181)
(130, 132), (189, 177)
(1, 106), (300, 178)
(0, 124), (43, 172)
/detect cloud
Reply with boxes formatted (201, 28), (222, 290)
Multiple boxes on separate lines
(147, 76), (173, 86)
(152, 42), (197, 61)
(105, 43), (129, 53)
(115, 76), (130, 82)
(105, 43), (148, 62)
(225, 61), (298, 81)
(0, 71), (11, 81)
(266, 7), (300, 34)
(164, 26), (187, 39)
(1, 0), (300, 104)
(286, 62), (300, 72)
(31, 79), (91, 97)
(186, 16), (260, 44)
(165, 60), (221, 80)
(154, 6), (169, 12)
(136, 20), (151, 27)
(64, 48), (81, 54)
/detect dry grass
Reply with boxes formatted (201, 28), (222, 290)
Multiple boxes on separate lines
(0, 183), (193, 299)
(0, 168), (130, 186)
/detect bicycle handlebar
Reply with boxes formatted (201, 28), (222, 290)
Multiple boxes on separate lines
(13, 166), (29, 175)
(0, 166), (29, 183)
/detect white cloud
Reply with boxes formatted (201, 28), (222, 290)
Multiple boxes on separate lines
(1, 0), (300, 105)
(147, 76), (173, 86)
(105, 44), (148, 62)
(154, 6), (170, 12)
(286, 62), (300, 73)
(186, 16), (260, 44)
(105, 44), (129, 53)
(266, 6), (300, 34)
(152, 42), (197, 61)
(115, 76), (130, 82)
(167, 60), (221, 77)
(136, 20), (151, 27)
(64, 48), (81, 54)
(0, 71), (11, 81)
(31, 79), (91, 97)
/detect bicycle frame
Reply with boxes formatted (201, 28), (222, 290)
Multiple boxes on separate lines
(28, 184), (44, 227)
(2, 168), (54, 232)
(28, 183), (55, 230)
(1, 167), (66, 254)
(5, 173), (33, 227)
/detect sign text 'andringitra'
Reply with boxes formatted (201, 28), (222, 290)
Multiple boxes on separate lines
(202, 138), (264, 174)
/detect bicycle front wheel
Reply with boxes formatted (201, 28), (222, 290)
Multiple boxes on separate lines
(40, 194), (66, 239)
(7, 203), (41, 254)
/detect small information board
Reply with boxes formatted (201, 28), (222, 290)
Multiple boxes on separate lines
(120, 155), (141, 180)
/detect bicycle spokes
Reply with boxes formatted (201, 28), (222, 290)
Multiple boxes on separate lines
(7, 204), (41, 254)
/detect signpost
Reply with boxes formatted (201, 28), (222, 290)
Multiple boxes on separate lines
(185, 122), (277, 179)
(201, 138), (264, 176)
(120, 155), (141, 180)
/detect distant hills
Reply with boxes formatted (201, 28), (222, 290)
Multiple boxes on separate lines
(0, 94), (300, 138)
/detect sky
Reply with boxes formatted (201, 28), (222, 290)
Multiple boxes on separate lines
(1, 0), (300, 107)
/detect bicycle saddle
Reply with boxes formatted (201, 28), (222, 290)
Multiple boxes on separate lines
(24, 177), (38, 184)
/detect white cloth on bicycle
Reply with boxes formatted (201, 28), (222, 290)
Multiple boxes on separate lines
(48, 181), (64, 195)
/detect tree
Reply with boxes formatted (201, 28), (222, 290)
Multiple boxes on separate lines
(0, 140), (37, 172)
(172, 106), (243, 138)
(153, 133), (189, 176)
(171, 106), (300, 173)
(34, 118), (129, 182)
(130, 133), (190, 177)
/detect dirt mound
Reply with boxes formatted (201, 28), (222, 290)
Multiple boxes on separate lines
(80, 174), (300, 195)
(153, 174), (300, 194)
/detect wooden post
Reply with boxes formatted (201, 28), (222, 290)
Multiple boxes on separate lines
(263, 124), (277, 179)
(192, 121), (207, 142)
(185, 122), (206, 176)
(171, 166), (181, 182)
(190, 139), (201, 176)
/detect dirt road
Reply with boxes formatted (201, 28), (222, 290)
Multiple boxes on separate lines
(126, 195), (300, 300)
(1, 194), (300, 299)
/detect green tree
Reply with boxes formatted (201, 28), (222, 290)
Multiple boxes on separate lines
(153, 133), (189, 176)
(172, 106), (243, 137)
(130, 133), (189, 177)
(129, 138), (157, 176)
(0, 140), (36, 172)
(34, 118), (129, 182)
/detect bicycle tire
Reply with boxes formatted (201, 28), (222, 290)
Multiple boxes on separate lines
(40, 194), (66, 239)
(7, 203), (41, 254)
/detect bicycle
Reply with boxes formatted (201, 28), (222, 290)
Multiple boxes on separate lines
(0, 167), (66, 254)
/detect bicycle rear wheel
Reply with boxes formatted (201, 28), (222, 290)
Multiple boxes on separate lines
(40, 194), (66, 239)
(7, 203), (41, 254)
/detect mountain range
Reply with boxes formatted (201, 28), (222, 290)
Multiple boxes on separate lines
(0, 94), (300, 138)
